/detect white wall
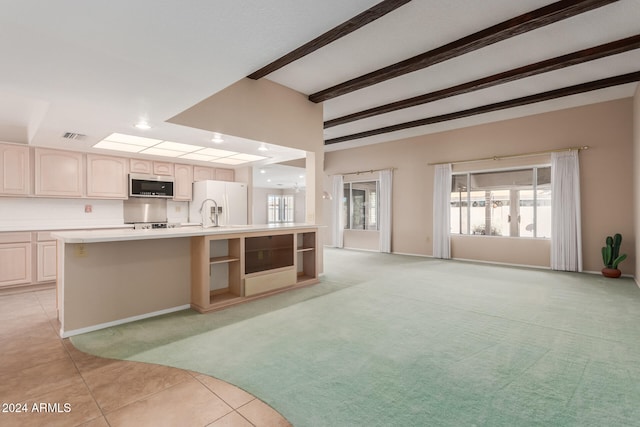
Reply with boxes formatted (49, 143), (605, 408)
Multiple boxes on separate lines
(167, 200), (189, 224)
(0, 198), (124, 231)
(252, 188), (270, 224)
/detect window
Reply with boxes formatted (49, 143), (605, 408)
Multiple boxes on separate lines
(451, 167), (551, 238)
(343, 181), (379, 230)
(268, 194), (294, 223)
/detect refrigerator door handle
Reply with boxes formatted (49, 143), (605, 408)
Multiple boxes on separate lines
(224, 193), (229, 225)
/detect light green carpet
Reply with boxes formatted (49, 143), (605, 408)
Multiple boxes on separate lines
(72, 249), (640, 426)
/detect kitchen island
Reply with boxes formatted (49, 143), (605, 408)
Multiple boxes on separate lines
(53, 224), (320, 337)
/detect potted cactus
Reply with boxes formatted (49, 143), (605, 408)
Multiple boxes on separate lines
(601, 233), (627, 278)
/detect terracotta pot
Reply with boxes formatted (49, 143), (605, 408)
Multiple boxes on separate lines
(601, 268), (622, 278)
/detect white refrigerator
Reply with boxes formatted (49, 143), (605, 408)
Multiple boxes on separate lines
(189, 180), (248, 226)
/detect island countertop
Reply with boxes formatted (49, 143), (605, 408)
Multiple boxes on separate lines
(55, 222), (322, 337)
(52, 223), (320, 243)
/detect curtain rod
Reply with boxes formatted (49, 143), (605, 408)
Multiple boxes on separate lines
(337, 167), (395, 176)
(427, 146), (589, 166)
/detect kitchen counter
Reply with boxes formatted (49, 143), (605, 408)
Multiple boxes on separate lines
(52, 223), (318, 243)
(55, 223), (321, 337)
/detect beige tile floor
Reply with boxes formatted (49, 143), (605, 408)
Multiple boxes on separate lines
(0, 288), (292, 427)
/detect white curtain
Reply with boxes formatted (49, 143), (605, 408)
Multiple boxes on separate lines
(331, 175), (344, 248)
(551, 150), (582, 271)
(379, 169), (393, 253)
(433, 164), (452, 259)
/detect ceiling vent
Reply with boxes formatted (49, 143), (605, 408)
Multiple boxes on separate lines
(62, 132), (86, 140)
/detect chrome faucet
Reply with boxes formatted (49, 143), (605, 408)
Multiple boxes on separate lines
(199, 198), (219, 227)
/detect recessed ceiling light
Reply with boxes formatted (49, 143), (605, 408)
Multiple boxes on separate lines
(258, 144), (268, 152)
(211, 133), (224, 143)
(260, 169), (266, 174)
(134, 121), (151, 130)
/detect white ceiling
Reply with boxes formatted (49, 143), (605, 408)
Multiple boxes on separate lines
(253, 164), (306, 190)
(0, 0), (638, 173)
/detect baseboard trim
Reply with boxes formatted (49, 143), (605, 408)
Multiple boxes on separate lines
(328, 247), (634, 278)
(451, 257), (551, 270)
(0, 282), (55, 296)
(391, 251), (433, 258)
(60, 304), (191, 338)
(392, 251), (552, 270)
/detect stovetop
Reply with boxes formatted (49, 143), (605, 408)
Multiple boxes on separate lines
(133, 222), (180, 230)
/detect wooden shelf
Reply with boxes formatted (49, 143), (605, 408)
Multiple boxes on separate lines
(210, 290), (242, 305)
(209, 256), (240, 264)
(296, 274), (315, 284)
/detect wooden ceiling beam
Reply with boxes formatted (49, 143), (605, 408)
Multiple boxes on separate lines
(310, 0), (619, 103)
(324, 71), (640, 145)
(247, 0), (412, 80)
(324, 34), (640, 128)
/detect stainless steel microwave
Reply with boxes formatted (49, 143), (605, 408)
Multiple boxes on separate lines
(129, 173), (174, 198)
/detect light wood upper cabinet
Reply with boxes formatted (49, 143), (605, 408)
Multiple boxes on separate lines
(173, 164), (193, 201)
(193, 166), (215, 181)
(153, 161), (173, 176)
(130, 158), (152, 174)
(215, 168), (235, 182)
(35, 148), (84, 197)
(86, 154), (128, 199)
(0, 143), (30, 195)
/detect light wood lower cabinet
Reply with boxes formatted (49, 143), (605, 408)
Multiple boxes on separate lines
(190, 229), (318, 313)
(37, 241), (57, 282)
(0, 233), (32, 287)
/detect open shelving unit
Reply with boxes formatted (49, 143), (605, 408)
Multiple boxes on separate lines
(190, 236), (242, 312)
(190, 227), (319, 313)
(296, 231), (316, 285)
